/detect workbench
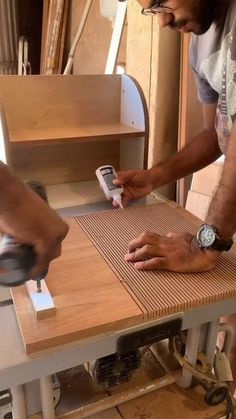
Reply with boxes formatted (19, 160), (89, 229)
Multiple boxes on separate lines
(1, 195), (236, 419)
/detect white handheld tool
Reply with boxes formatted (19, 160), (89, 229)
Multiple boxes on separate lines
(96, 165), (124, 209)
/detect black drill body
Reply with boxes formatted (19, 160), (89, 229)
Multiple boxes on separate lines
(0, 181), (47, 287)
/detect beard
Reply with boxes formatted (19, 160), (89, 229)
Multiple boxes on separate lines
(168, 0), (216, 35)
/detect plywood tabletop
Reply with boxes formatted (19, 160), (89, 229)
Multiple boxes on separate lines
(11, 218), (143, 354)
(11, 202), (236, 355)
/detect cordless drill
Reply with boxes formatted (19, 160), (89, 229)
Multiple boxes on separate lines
(0, 180), (48, 290)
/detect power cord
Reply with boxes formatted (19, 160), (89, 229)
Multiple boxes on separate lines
(170, 335), (235, 418)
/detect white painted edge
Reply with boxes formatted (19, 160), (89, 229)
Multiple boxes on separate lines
(0, 105), (10, 164)
(120, 74), (145, 131)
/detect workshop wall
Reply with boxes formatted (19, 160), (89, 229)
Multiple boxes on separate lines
(126, 0), (180, 199)
(64, 0), (127, 74)
(64, 0), (181, 200)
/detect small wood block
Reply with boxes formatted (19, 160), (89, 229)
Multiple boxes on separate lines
(26, 279), (56, 320)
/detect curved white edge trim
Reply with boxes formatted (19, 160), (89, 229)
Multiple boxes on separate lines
(120, 74), (146, 131)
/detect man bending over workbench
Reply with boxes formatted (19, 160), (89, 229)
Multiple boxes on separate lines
(114, 0), (236, 274)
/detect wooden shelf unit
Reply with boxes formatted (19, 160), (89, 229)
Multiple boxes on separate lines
(0, 74), (149, 209)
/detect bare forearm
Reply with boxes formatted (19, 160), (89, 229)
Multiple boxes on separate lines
(207, 129), (236, 239)
(0, 161), (69, 279)
(148, 128), (221, 189)
(0, 162), (22, 214)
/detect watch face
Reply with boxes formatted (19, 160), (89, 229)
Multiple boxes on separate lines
(198, 225), (216, 247)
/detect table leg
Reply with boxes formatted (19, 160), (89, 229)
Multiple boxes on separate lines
(39, 375), (55, 419)
(11, 385), (27, 419)
(205, 319), (220, 366)
(177, 325), (201, 388)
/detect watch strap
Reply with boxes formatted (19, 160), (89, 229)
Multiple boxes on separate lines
(211, 237), (233, 252)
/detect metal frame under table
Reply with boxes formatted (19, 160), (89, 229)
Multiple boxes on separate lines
(1, 294), (236, 419)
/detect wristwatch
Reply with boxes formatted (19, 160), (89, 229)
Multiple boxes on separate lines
(196, 224), (233, 251)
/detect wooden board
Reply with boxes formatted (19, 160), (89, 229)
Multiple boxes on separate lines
(11, 218), (142, 353)
(40, 0), (50, 74)
(177, 34), (203, 206)
(46, 180), (106, 210)
(7, 123), (144, 145)
(185, 190), (212, 221)
(185, 159), (224, 220)
(65, 0), (127, 76)
(191, 161), (223, 196)
(12, 203), (236, 354)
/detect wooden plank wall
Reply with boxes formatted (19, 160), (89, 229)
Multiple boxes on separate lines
(177, 34), (203, 206)
(178, 35), (223, 218)
(126, 0), (180, 200)
(64, 0), (127, 74)
(40, 0), (69, 74)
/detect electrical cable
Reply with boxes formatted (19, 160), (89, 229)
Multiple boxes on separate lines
(171, 336), (236, 417)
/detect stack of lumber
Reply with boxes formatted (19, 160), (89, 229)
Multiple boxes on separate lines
(40, 0), (69, 74)
(0, 0), (19, 75)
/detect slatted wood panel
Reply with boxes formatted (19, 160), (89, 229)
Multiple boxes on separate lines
(77, 203), (236, 319)
(11, 218), (142, 353)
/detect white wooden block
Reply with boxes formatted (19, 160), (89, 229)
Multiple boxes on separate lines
(26, 279), (56, 320)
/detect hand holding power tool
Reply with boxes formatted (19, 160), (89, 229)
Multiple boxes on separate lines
(0, 180), (48, 291)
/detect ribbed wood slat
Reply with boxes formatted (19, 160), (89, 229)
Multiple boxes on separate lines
(76, 203), (236, 320)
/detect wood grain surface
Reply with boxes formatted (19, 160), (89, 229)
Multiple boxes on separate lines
(12, 203), (236, 354)
(11, 218), (142, 353)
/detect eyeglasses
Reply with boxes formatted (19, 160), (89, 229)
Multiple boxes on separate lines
(141, 1), (173, 16)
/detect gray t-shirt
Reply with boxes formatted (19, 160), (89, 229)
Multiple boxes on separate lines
(190, 0), (236, 153)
